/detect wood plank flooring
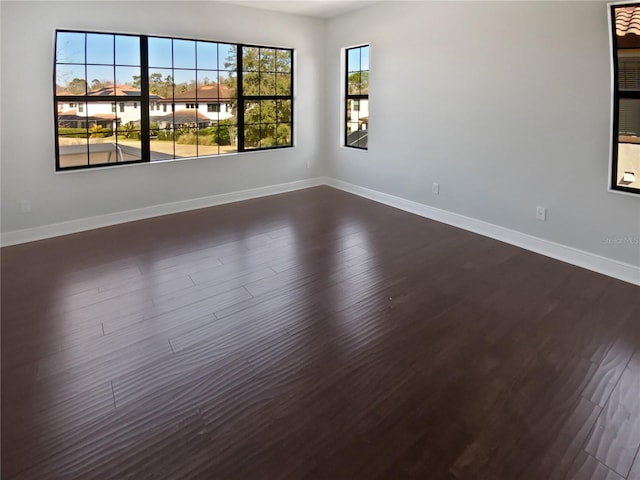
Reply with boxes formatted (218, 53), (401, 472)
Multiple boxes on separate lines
(2, 185), (639, 479)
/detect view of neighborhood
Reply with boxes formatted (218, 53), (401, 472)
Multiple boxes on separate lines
(614, 6), (640, 192)
(55, 32), (293, 168)
(345, 45), (369, 149)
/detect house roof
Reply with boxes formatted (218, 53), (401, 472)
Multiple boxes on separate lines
(151, 109), (213, 124)
(89, 84), (163, 100)
(158, 84), (234, 103)
(616, 6), (640, 48)
(56, 84), (162, 99)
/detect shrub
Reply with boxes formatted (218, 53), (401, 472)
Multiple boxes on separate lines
(117, 122), (140, 140)
(90, 125), (107, 138)
(58, 127), (113, 138)
(176, 132), (217, 146)
(157, 129), (175, 141)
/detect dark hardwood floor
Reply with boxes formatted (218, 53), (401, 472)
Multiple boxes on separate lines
(2, 185), (639, 479)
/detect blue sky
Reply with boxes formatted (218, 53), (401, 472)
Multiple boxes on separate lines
(57, 31), (239, 88)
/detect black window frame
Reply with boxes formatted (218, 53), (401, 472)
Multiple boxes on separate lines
(344, 44), (369, 150)
(54, 29), (294, 172)
(610, 4), (640, 195)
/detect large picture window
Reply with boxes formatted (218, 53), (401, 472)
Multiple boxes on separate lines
(610, 5), (640, 194)
(344, 45), (369, 150)
(54, 30), (294, 171)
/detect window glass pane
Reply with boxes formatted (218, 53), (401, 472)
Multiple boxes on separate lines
(348, 48), (360, 72)
(87, 33), (114, 65)
(115, 35), (140, 66)
(56, 64), (86, 95)
(57, 100), (86, 123)
(259, 100), (276, 123)
(173, 39), (196, 69)
(276, 73), (291, 95)
(276, 49), (291, 73)
(243, 71), (260, 95)
(118, 137), (143, 161)
(56, 31), (85, 64)
(276, 123), (292, 146)
(148, 68), (174, 97)
(348, 71), (367, 95)
(244, 100), (260, 149)
(359, 99), (369, 124)
(220, 122), (238, 154)
(242, 46), (259, 71)
(218, 44), (236, 70)
(276, 100), (291, 123)
(260, 73), (276, 96)
(358, 130), (368, 149)
(173, 105), (200, 158)
(260, 123), (276, 147)
(172, 69), (196, 93)
(58, 137), (89, 168)
(88, 140), (123, 165)
(617, 98), (640, 190)
(86, 65), (114, 94)
(197, 41), (218, 70)
(220, 71), (237, 98)
(360, 46), (369, 71)
(150, 122), (176, 161)
(197, 74), (214, 89)
(116, 66), (141, 90)
(259, 48), (275, 72)
(148, 37), (172, 68)
(244, 125), (260, 149)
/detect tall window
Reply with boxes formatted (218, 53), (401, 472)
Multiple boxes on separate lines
(345, 45), (369, 150)
(55, 32), (143, 168)
(610, 5), (640, 194)
(54, 30), (294, 171)
(240, 46), (293, 150)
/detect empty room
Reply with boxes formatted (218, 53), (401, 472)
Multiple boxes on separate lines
(1, 1), (640, 478)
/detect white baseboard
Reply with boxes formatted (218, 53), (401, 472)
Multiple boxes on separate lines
(0, 177), (324, 247)
(324, 177), (640, 286)
(3, 175), (638, 286)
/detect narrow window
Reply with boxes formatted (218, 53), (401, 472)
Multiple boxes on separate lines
(611, 4), (640, 194)
(240, 46), (293, 149)
(345, 45), (368, 149)
(54, 31), (143, 169)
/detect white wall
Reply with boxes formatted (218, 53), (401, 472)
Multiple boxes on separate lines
(2, 0), (638, 273)
(325, 1), (640, 268)
(0, 1), (324, 233)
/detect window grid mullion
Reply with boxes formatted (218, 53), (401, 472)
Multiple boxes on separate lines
(55, 31), (293, 170)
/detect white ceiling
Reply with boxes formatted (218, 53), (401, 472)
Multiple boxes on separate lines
(218, 0), (375, 19)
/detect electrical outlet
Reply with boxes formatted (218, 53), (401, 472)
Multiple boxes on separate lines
(20, 200), (31, 213)
(536, 206), (546, 221)
(432, 182), (440, 195)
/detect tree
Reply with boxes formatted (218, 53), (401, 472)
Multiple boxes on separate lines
(130, 73), (175, 97)
(89, 124), (107, 138)
(90, 78), (103, 91)
(224, 47), (291, 147)
(66, 78), (87, 94)
(348, 71), (368, 94)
